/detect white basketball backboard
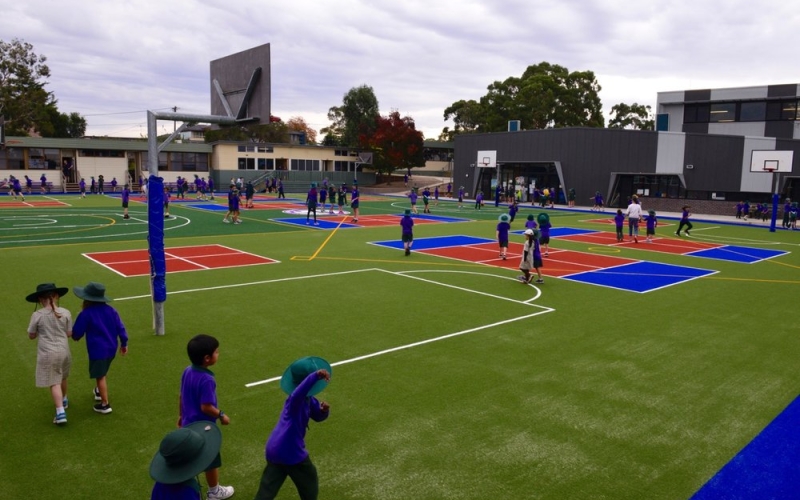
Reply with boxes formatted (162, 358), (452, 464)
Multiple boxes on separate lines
(750, 150), (794, 173)
(476, 150), (497, 168)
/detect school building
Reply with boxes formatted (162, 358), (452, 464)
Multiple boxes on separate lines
(452, 83), (800, 214)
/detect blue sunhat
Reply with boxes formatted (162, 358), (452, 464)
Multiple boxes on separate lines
(280, 356), (331, 396)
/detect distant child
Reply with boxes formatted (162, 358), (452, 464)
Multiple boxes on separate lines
(306, 183), (319, 225)
(79, 178), (86, 198)
(12, 176), (23, 200)
(434, 186), (439, 206)
(122, 184), (130, 219)
(783, 199), (792, 228)
(25, 175), (33, 194)
(790, 202), (798, 230)
(538, 214), (552, 256)
(71, 282), (128, 414)
(458, 186), (464, 208)
(409, 189), (418, 214)
(337, 184), (347, 215)
(524, 214), (538, 231)
(223, 184), (235, 223)
(591, 191), (604, 211)
(518, 229), (543, 284)
(150, 422), (222, 500)
(509, 200), (519, 223)
(90, 176), (96, 195)
(614, 209), (625, 242)
(40, 173), (47, 194)
(328, 185), (336, 214)
(254, 357), (331, 500)
(735, 201), (743, 219)
(26, 283), (72, 425)
(422, 187), (431, 213)
(475, 190), (484, 209)
(231, 187), (241, 224)
(319, 183), (328, 212)
(179, 334), (234, 500)
(110, 177), (118, 192)
(277, 179), (285, 199)
(351, 183), (360, 222)
(497, 214), (511, 260)
(245, 181), (255, 208)
(163, 186), (171, 218)
(644, 209), (657, 243)
(742, 201), (750, 221)
(676, 205), (693, 236)
(401, 209), (414, 256)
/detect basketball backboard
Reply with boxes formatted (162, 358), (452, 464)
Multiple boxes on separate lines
(750, 150), (794, 173)
(476, 150), (497, 167)
(209, 43), (271, 123)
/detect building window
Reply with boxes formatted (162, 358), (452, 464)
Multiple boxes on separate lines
(740, 102), (766, 122)
(290, 159), (319, 171)
(170, 153), (208, 172)
(257, 158), (275, 170)
(781, 99), (799, 120)
(709, 102), (736, 123)
(334, 160), (355, 171)
(257, 146), (273, 153)
(238, 157), (256, 170)
(79, 149), (125, 158)
(237, 145), (255, 153)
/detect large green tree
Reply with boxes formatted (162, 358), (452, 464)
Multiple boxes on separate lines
(0, 38), (86, 137)
(359, 110), (424, 177)
(322, 85), (380, 147)
(443, 62), (604, 136)
(608, 102), (654, 130)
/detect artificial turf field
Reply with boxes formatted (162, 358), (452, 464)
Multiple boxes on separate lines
(1, 191), (798, 499)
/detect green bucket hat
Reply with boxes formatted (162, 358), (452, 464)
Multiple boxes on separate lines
(149, 422), (221, 485)
(280, 356), (331, 396)
(498, 214), (509, 222)
(537, 213), (550, 225)
(404, 209), (411, 216)
(73, 282), (112, 303)
(526, 214), (534, 221)
(26, 283), (68, 303)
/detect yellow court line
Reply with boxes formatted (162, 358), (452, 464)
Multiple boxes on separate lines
(307, 216), (350, 260)
(765, 259), (800, 270)
(304, 255), (492, 268)
(707, 276), (800, 285)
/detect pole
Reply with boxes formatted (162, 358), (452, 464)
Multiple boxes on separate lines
(769, 171), (780, 233)
(147, 112), (166, 335)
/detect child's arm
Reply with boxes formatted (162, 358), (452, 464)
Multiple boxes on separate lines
(200, 403), (230, 425)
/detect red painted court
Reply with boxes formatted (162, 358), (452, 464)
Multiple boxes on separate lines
(83, 244), (278, 277)
(0, 200), (70, 208)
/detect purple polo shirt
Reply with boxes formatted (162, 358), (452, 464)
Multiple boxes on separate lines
(614, 213), (624, 228)
(122, 188), (130, 203)
(401, 215), (414, 235)
(525, 220), (538, 230)
(265, 372), (329, 465)
(540, 222), (552, 238)
(151, 480), (200, 500)
(72, 303), (128, 361)
(409, 192), (418, 204)
(179, 365), (217, 426)
(497, 221), (510, 241)
(646, 215), (657, 230)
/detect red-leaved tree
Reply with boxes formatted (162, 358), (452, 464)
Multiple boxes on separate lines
(359, 110), (424, 178)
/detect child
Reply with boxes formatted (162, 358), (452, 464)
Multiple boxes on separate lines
(328, 185), (336, 214)
(223, 184), (235, 223)
(790, 202), (798, 230)
(79, 178), (86, 198)
(524, 213), (538, 231)
(254, 356), (331, 500)
(306, 183), (318, 225)
(350, 183), (360, 222)
(122, 184), (130, 219)
(163, 186), (171, 218)
(538, 213), (552, 256)
(475, 190), (484, 209)
(497, 214), (511, 260)
(509, 200), (518, 223)
(614, 209), (625, 242)
(676, 205), (693, 236)
(319, 182), (327, 212)
(422, 187), (431, 213)
(179, 334), (234, 500)
(26, 283), (72, 425)
(401, 209), (414, 256)
(337, 184), (347, 215)
(71, 282), (128, 414)
(644, 209), (658, 243)
(457, 186), (464, 209)
(518, 229), (544, 284)
(409, 189), (418, 214)
(245, 181), (255, 209)
(434, 186), (439, 206)
(150, 422), (222, 500)
(231, 186), (241, 224)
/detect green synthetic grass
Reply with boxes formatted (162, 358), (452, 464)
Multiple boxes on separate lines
(1, 193), (799, 499)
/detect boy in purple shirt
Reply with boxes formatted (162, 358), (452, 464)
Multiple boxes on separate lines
(179, 334), (234, 500)
(497, 213), (511, 260)
(401, 209), (414, 256)
(614, 209), (625, 242)
(255, 357), (331, 500)
(71, 282), (128, 414)
(644, 209), (657, 243)
(408, 189), (418, 214)
(538, 213), (552, 256)
(306, 183), (318, 225)
(122, 184), (130, 219)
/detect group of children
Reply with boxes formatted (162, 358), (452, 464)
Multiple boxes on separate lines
(615, 202), (658, 243)
(306, 182), (358, 225)
(3, 174), (50, 199)
(27, 280), (332, 500)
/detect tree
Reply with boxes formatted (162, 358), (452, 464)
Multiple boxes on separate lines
(0, 38), (87, 137)
(359, 110), (424, 177)
(608, 102), (654, 130)
(334, 85), (380, 148)
(444, 62), (605, 137)
(286, 116), (317, 144)
(0, 38), (52, 135)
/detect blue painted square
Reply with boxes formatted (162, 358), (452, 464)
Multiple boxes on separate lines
(189, 203), (228, 211)
(372, 235), (493, 251)
(562, 261), (716, 293)
(272, 218), (359, 229)
(687, 245), (788, 263)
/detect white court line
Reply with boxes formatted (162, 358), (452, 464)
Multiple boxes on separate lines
(245, 268), (554, 388)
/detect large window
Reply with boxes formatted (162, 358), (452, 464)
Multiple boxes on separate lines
(257, 158), (275, 170)
(709, 102), (736, 123)
(740, 102), (766, 122)
(238, 158), (255, 170)
(686, 99), (799, 124)
(334, 160), (355, 171)
(170, 153), (208, 172)
(291, 159), (319, 171)
(0, 148), (25, 169)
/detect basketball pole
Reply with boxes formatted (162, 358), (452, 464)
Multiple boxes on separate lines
(769, 169), (780, 233)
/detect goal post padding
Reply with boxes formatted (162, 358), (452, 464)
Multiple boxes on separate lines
(147, 175), (167, 302)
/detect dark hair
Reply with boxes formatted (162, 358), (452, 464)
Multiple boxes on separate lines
(187, 334), (219, 365)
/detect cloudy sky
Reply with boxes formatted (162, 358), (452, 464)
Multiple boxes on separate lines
(2, 0), (797, 140)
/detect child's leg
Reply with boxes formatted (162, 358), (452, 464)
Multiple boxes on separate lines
(50, 383), (65, 409)
(286, 459), (319, 500)
(96, 376), (109, 404)
(206, 468), (220, 488)
(254, 463), (289, 500)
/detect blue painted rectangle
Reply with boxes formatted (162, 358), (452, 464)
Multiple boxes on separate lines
(562, 261), (716, 293)
(372, 235), (494, 251)
(397, 214), (471, 223)
(272, 218), (359, 229)
(691, 395), (800, 500)
(190, 203), (228, 211)
(687, 245), (788, 263)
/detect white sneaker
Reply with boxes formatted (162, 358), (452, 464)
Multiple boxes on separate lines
(207, 484), (234, 499)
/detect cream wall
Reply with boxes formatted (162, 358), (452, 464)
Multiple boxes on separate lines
(73, 157), (128, 187)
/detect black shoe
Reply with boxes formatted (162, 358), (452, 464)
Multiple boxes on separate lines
(405, 248), (410, 256)
(93, 403), (112, 414)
